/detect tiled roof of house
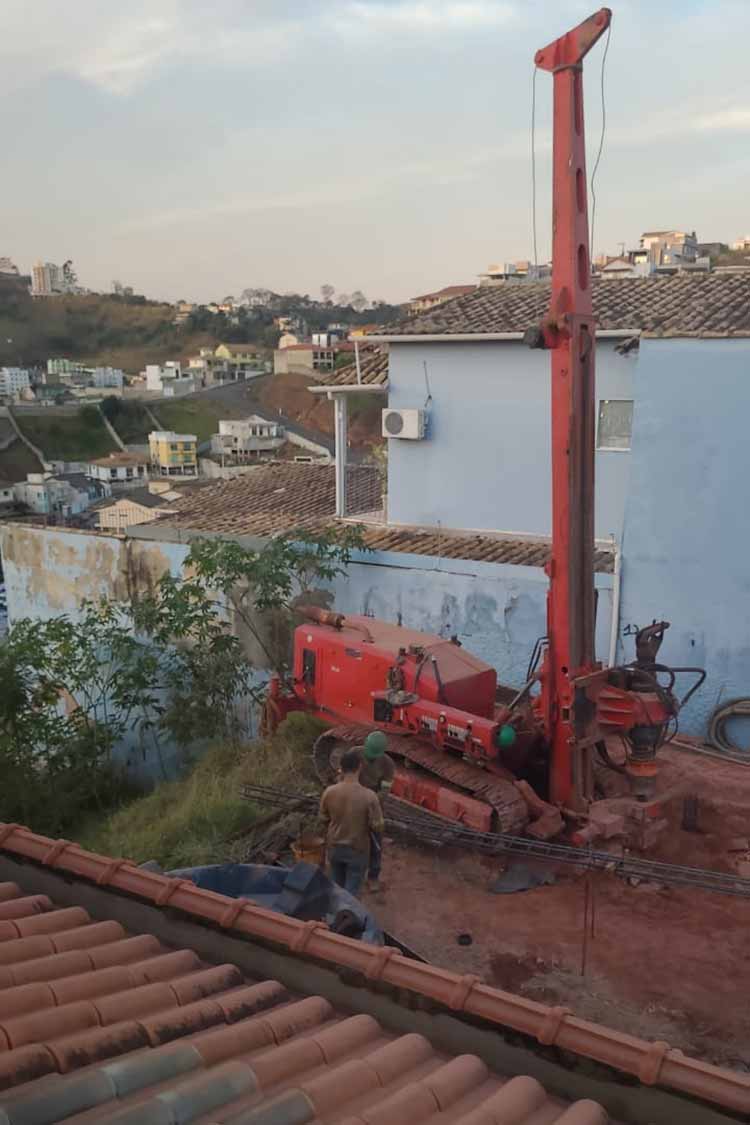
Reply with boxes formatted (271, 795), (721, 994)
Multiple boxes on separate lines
(220, 343), (258, 355)
(316, 348), (389, 387)
(89, 453), (148, 468)
(93, 488), (170, 512)
(384, 273), (750, 337)
(0, 823), (747, 1121)
(361, 525), (615, 574)
(161, 463), (383, 532)
(152, 463), (614, 573)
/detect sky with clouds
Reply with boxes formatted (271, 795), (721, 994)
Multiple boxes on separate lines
(2, 0), (749, 303)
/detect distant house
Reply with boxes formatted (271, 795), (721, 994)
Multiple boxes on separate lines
(148, 430), (198, 477)
(187, 344), (265, 384)
(13, 472), (91, 518)
(598, 256), (638, 279)
(0, 480), (15, 509)
(479, 262), (551, 286)
(210, 416), (285, 463)
(145, 363), (194, 397)
(273, 341), (354, 377)
(86, 452), (149, 494)
(408, 285), (475, 315)
(0, 368), (31, 400)
(93, 488), (176, 531)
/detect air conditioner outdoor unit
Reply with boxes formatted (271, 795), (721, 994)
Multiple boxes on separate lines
(381, 408), (426, 440)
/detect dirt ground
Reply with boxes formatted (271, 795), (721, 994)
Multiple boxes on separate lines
(362, 745), (750, 1069)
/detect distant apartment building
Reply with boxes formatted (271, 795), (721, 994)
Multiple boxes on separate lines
(148, 430), (198, 477)
(631, 230), (707, 273)
(479, 262), (551, 287)
(92, 367), (124, 389)
(145, 362), (194, 397)
(210, 417), (285, 464)
(731, 235), (750, 251)
(31, 261), (76, 297)
(48, 358), (87, 379)
(0, 368), (31, 398)
(46, 359), (123, 388)
(86, 452), (149, 494)
(408, 285), (476, 315)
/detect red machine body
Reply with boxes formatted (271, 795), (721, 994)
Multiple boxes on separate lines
(293, 613), (512, 766)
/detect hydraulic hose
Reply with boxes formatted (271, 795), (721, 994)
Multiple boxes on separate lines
(708, 698), (750, 755)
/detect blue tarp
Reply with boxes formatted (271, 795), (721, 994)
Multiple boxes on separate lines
(168, 861), (384, 945)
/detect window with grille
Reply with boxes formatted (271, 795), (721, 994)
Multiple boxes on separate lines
(597, 399), (634, 450)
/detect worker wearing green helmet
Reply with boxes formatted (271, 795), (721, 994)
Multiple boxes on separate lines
(358, 730), (395, 891)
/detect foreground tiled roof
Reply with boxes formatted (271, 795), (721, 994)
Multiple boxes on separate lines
(383, 273), (750, 337)
(161, 463), (383, 532)
(153, 465), (613, 573)
(317, 348), (389, 387)
(362, 526), (615, 574)
(1, 824), (748, 1121)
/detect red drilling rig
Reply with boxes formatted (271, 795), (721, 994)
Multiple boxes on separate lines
(266, 9), (704, 845)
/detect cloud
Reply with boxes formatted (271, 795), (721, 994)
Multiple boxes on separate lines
(330, 0), (519, 37)
(0, 1), (302, 96)
(693, 106), (750, 133)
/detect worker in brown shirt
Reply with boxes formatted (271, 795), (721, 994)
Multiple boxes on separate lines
(358, 730), (395, 890)
(319, 749), (384, 896)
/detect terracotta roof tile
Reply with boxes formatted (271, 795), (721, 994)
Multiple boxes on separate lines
(160, 462), (383, 532)
(0, 825), (747, 1121)
(151, 463), (613, 574)
(317, 347), (389, 387)
(385, 273), (750, 337)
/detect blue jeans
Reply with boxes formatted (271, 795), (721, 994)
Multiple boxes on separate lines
(330, 845), (368, 896)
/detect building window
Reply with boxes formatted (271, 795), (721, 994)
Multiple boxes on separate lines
(597, 399), (634, 451)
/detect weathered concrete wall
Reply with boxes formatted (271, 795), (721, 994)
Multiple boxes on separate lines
(0, 522), (615, 708)
(619, 338), (750, 735)
(386, 339), (634, 540)
(0, 524), (183, 621)
(340, 546), (614, 689)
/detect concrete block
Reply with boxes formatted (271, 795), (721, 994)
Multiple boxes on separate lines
(588, 809), (625, 838)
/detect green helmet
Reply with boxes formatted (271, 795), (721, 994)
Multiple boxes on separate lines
(364, 730), (388, 760)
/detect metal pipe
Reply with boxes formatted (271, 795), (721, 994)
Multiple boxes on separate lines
(354, 340), (362, 385)
(333, 394), (348, 517)
(607, 534), (621, 667)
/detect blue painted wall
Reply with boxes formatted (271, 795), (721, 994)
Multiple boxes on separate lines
(0, 525), (614, 778)
(618, 339), (750, 735)
(338, 547), (614, 691)
(386, 339), (634, 540)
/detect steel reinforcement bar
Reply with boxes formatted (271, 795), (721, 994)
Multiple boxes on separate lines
(239, 783), (750, 899)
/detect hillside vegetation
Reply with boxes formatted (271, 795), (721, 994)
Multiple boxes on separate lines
(15, 406), (117, 460)
(0, 284), (215, 374)
(79, 709), (326, 869)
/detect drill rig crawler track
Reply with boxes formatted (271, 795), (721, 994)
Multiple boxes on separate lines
(312, 723), (530, 835)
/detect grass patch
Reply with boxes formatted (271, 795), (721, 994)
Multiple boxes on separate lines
(0, 439), (43, 482)
(16, 407), (117, 460)
(150, 398), (229, 444)
(78, 713), (327, 869)
(100, 399), (153, 444)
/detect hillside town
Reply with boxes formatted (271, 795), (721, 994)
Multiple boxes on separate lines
(1, 6), (750, 1125)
